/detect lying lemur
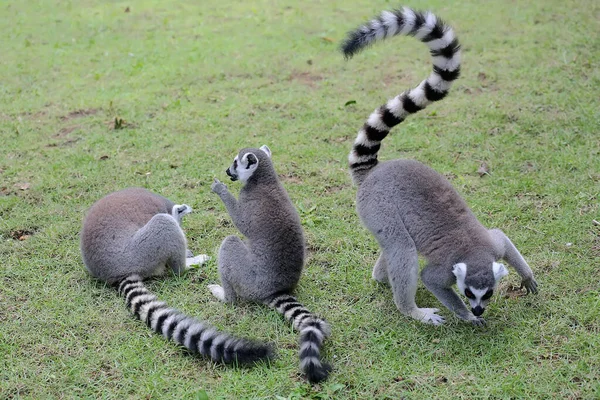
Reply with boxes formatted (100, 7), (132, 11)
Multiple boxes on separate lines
(80, 187), (273, 364)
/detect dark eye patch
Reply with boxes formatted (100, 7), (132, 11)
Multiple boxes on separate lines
(233, 160), (238, 169)
(482, 290), (493, 300)
(464, 288), (475, 299)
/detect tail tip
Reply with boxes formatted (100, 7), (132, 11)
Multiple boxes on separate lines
(259, 343), (276, 362)
(306, 362), (333, 384)
(227, 341), (276, 365)
(341, 36), (361, 59)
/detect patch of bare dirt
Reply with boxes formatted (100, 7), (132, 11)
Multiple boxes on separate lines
(323, 184), (348, 193)
(504, 285), (530, 299)
(60, 108), (99, 121)
(289, 71), (323, 88)
(280, 173), (303, 184)
(46, 125), (82, 147)
(9, 229), (36, 241)
(381, 72), (416, 88)
(54, 126), (80, 137)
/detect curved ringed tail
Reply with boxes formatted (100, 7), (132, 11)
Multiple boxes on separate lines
(342, 7), (462, 185)
(267, 293), (332, 383)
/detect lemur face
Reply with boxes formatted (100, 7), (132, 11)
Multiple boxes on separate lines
(453, 262), (508, 316)
(171, 204), (192, 226)
(225, 145), (272, 183)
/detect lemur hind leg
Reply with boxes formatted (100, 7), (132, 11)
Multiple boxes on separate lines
(129, 213), (188, 277)
(375, 228), (445, 325)
(209, 235), (251, 303)
(372, 254), (389, 284)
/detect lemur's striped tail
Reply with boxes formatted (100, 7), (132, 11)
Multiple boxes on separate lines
(267, 293), (331, 383)
(342, 7), (461, 185)
(117, 275), (274, 365)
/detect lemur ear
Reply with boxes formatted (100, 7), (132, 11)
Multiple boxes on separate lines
(452, 263), (467, 280)
(259, 145), (271, 158)
(242, 153), (258, 169)
(493, 262), (509, 281)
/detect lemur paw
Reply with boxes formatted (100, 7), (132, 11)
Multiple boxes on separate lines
(186, 249), (194, 258)
(470, 316), (486, 327)
(185, 254), (210, 269)
(414, 308), (445, 325)
(520, 276), (538, 295)
(208, 284), (226, 302)
(211, 178), (227, 194)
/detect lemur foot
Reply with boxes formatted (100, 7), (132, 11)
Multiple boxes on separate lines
(208, 284), (226, 302)
(470, 316), (486, 327)
(185, 254), (210, 269)
(412, 308), (445, 325)
(186, 249), (194, 258)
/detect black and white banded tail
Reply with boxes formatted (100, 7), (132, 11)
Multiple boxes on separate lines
(118, 275), (273, 364)
(267, 293), (331, 383)
(342, 6), (461, 185)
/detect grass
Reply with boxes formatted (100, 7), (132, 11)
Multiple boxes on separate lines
(1, 0), (598, 398)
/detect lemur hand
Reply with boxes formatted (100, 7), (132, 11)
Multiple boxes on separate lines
(520, 276), (538, 295)
(211, 178), (227, 194)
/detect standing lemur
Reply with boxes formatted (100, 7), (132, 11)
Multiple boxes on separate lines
(341, 7), (538, 325)
(80, 187), (273, 364)
(210, 145), (332, 383)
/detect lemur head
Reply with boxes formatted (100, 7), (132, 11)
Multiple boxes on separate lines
(225, 145), (272, 183)
(171, 204), (192, 226)
(453, 261), (508, 317)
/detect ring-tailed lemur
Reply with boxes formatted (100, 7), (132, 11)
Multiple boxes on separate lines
(209, 145), (332, 383)
(342, 7), (538, 325)
(80, 187), (273, 364)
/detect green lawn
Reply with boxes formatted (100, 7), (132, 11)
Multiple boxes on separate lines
(1, 0), (598, 398)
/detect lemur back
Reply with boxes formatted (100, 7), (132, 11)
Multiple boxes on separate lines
(210, 146), (331, 383)
(80, 187), (273, 364)
(343, 7), (538, 325)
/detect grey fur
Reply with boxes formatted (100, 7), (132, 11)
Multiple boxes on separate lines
(211, 146), (331, 383)
(344, 7), (538, 325)
(80, 187), (273, 364)
(81, 188), (191, 283)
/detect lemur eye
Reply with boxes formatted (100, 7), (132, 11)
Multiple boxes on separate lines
(464, 289), (475, 299)
(233, 160), (238, 169)
(482, 290), (493, 300)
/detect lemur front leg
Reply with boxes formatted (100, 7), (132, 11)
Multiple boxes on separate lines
(489, 229), (538, 294)
(211, 178), (247, 231)
(421, 264), (485, 326)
